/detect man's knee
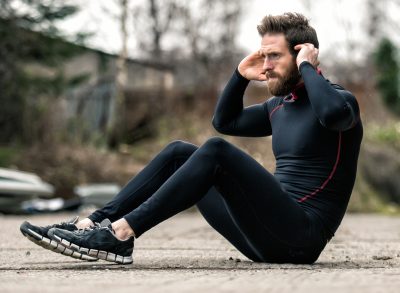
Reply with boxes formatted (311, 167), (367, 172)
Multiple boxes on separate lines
(163, 140), (198, 157)
(200, 136), (231, 158)
(203, 136), (230, 151)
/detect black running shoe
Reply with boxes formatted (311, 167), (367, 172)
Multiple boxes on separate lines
(48, 222), (134, 264)
(20, 216), (98, 261)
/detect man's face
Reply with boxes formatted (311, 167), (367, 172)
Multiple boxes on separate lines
(260, 33), (301, 96)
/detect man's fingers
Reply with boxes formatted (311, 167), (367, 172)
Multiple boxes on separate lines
(258, 74), (267, 81)
(294, 43), (316, 51)
(294, 44), (304, 51)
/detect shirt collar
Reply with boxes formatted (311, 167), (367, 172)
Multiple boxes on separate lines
(290, 67), (322, 100)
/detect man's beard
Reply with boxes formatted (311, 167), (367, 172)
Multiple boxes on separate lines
(266, 63), (301, 96)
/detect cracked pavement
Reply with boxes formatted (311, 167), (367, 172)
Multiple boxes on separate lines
(0, 212), (399, 292)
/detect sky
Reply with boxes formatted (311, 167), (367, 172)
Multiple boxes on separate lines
(57, 0), (399, 63)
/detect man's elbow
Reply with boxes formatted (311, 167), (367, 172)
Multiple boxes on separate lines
(211, 116), (221, 131)
(321, 103), (360, 131)
(212, 116), (232, 134)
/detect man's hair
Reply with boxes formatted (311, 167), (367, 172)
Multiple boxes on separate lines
(257, 12), (319, 56)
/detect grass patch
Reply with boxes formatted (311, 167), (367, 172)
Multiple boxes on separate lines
(365, 122), (400, 150)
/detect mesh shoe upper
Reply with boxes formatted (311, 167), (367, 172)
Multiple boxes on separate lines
(20, 216), (79, 240)
(20, 216), (98, 261)
(49, 224), (134, 257)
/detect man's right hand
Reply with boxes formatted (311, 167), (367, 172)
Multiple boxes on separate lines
(238, 51), (267, 81)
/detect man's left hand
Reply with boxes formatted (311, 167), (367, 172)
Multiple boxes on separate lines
(294, 43), (319, 69)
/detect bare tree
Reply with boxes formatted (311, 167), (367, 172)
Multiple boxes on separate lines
(108, 0), (129, 148)
(132, 0), (242, 69)
(366, 0), (400, 43)
(177, 0), (243, 90)
(133, 0), (179, 60)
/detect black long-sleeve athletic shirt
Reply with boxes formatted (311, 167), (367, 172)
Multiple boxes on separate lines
(212, 61), (363, 239)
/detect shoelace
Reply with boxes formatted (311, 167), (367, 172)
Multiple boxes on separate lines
(75, 222), (114, 234)
(78, 222), (101, 231)
(44, 221), (71, 230)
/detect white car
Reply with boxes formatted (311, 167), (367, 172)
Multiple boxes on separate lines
(0, 168), (54, 214)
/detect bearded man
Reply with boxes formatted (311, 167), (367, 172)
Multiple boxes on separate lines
(21, 13), (362, 264)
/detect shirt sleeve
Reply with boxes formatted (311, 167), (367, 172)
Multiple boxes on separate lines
(212, 69), (272, 137)
(299, 61), (360, 131)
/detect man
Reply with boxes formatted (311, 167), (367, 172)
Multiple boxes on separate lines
(20, 12), (362, 264)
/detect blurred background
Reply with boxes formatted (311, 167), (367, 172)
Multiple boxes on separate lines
(0, 0), (399, 214)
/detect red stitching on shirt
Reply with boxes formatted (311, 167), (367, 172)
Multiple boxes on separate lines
(269, 104), (283, 119)
(291, 83), (305, 100)
(297, 132), (342, 203)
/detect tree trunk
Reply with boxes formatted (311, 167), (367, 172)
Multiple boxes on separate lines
(108, 0), (128, 148)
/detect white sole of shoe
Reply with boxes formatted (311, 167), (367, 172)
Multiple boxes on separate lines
(21, 227), (98, 261)
(52, 234), (133, 264)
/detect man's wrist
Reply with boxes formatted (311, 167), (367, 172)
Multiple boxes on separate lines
(235, 67), (250, 81)
(297, 60), (312, 69)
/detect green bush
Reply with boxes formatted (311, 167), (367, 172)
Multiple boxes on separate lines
(373, 38), (400, 115)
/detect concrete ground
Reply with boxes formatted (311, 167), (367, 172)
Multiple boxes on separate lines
(0, 211), (399, 293)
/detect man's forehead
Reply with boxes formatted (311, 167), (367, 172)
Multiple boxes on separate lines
(260, 33), (289, 51)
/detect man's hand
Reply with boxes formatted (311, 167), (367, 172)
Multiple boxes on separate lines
(294, 43), (320, 69)
(238, 51), (267, 81)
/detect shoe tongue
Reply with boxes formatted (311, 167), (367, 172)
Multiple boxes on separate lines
(68, 215), (80, 224)
(99, 218), (112, 228)
(98, 218), (116, 234)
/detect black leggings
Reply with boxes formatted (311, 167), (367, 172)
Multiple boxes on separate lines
(89, 137), (327, 263)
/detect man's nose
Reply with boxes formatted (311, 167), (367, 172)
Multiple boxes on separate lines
(262, 57), (274, 71)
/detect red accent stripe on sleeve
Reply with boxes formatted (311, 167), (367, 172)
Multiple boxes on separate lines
(297, 132), (342, 203)
(269, 104), (283, 119)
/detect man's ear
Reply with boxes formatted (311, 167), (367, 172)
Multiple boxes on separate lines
(290, 49), (299, 59)
(291, 44), (300, 58)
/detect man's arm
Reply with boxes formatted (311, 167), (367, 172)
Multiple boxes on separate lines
(295, 43), (360, 131)
(212, 69), (272, 137)
(300, 62), (360, 131)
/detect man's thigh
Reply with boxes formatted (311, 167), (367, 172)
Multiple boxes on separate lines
(211, 139), (310, 246)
